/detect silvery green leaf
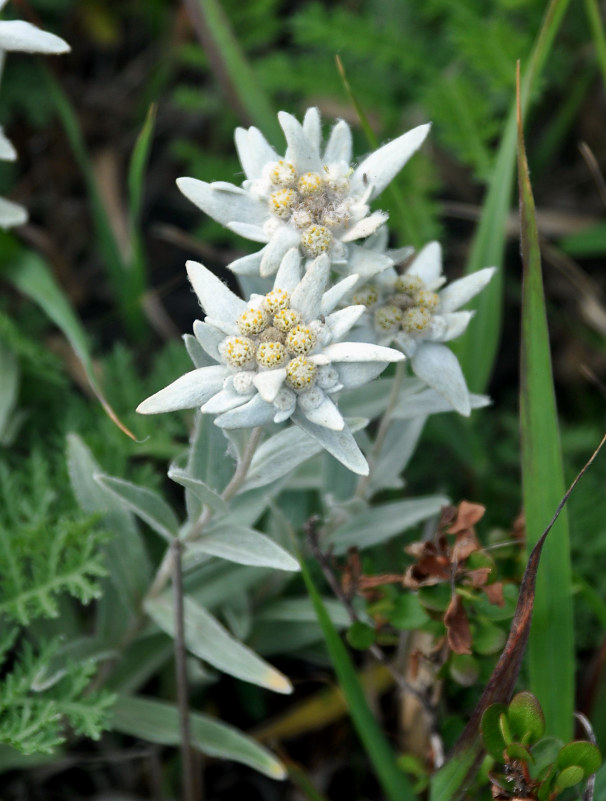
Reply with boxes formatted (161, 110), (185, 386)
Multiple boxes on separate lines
(67, 434), (151, 640)
(241, 426), (323, 490)
(184, 521), (299, 572)
(145, 594), (292, 694)
(168, 467), (228, 515)
(322, 452), (358, 501)
(187, 410), (234, 497)
(252, 598), (352, 656)
(186, 561), (271, 611)
(183, 332), (213, 368)
(0, 340), (18, 442)
(222, 592), (251, 641)
(111, 695), (286, 779)
(392, 388), (492, 419)
(338, 377), (426, 419)
(258, 597), (350, 626)
(329, 496), (449, 554)
(95, 474), (179, 541)
(369, 417), (426, 492)
(228, 485), (282, 526)
(105, 633), (173, 695)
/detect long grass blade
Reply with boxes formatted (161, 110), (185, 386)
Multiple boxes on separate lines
(584, 0), (606, 91)
(455, 0), (572, 393)
(3, 243), (136, 438)
(517, 62), (574, 741)
(126, 103), (157, 323)
(300, 558), (416, 801)
(43, 67), (145, 338)
(182, 0), (281, 146)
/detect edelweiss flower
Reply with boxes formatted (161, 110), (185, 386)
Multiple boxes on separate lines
(0, 0), (69, 229)
(137, 251), (404, 474)
(351, 241), (495, 416)
(177, 107), (430, 279)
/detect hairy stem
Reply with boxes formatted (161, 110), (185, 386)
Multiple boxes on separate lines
(356, 361), (406, 499)
(146, 426), (263, 602)
(172, 538), (196, 801)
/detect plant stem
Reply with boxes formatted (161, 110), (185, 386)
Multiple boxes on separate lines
(356, 361), (406, 499)
(172, 538), (196, 801)
(146, 426), (263, 602)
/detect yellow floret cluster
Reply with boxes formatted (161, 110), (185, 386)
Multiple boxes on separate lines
(266, 160), (352, 257)
(222, 290), (323, 391)
(369, 272), (440, 336)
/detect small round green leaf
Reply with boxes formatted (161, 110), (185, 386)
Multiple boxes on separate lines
(481, 703), (508, 761)
(556, 741), (602, 776)
(507, 691), (545, 744)
(472, 619), (506, 655)
(389, 593), (430, 630)
(346, 621), (375, 650)
(505, 742), (532, 763)
(449, 653), (479, 686)
(554, 764), (584, 791)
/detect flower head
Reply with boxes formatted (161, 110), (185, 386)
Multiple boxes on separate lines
(137, 250), (404, 475)
(351, 240), (496, 416)
(177, 108), (430, 279)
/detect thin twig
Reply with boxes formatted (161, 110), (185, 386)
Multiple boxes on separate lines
(172, 538), (196, 801)
(304, 516), (436, 715)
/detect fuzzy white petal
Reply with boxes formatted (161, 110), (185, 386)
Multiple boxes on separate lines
(234, 126), (278, 180)
(137, 366), (228, 414)
(253, 368), (287, 402)
(273, 247), (302, 291)
(323, 341), (404, 363)
(347, 243), (393, 283)
(336, 362), (392, 389)
(226, 220), (268, 243)
(438, 267), (497, 313)
(350, 123), (430, 200)
(320, 274), (359, 315)
(290, 254), (329, 319)
(302, 107), (322, 153)
(292, 411), (368, 475)
(340, 210), (389, 242)
(186, 260), (247, 322)
(260, 226), (300, 277)
(0, 20), (70, 53)
(215, 394), (275, 428)
(393, 388), (492, 419)
(229, 249), (264, 275)
(0, 196), (26, 229)
(323, 119), (352, 164)
(0, 127), (16, 161)
(301, 392), (345, 431)
(325, 306), (365, 340)
(410, 342), (471, 416)
(430, 311), (474, 342)
(177, 178), (267, 228)
(278, 111), (322, 173)
(201, 387), (248, 414)
(193, 320), (224, 360)
(407, 241), (442, 284)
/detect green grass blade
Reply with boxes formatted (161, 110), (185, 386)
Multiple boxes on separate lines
(517, 67), (574, 741)
(455, 0), (572, 393)
(182, 0), (281, 146)
(126, 103), (157, 317)
(2, 241), (135, 439)
(43, 67), (145, 338)
(584, 0), (606, 90)
(300, 559), (416, 801)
